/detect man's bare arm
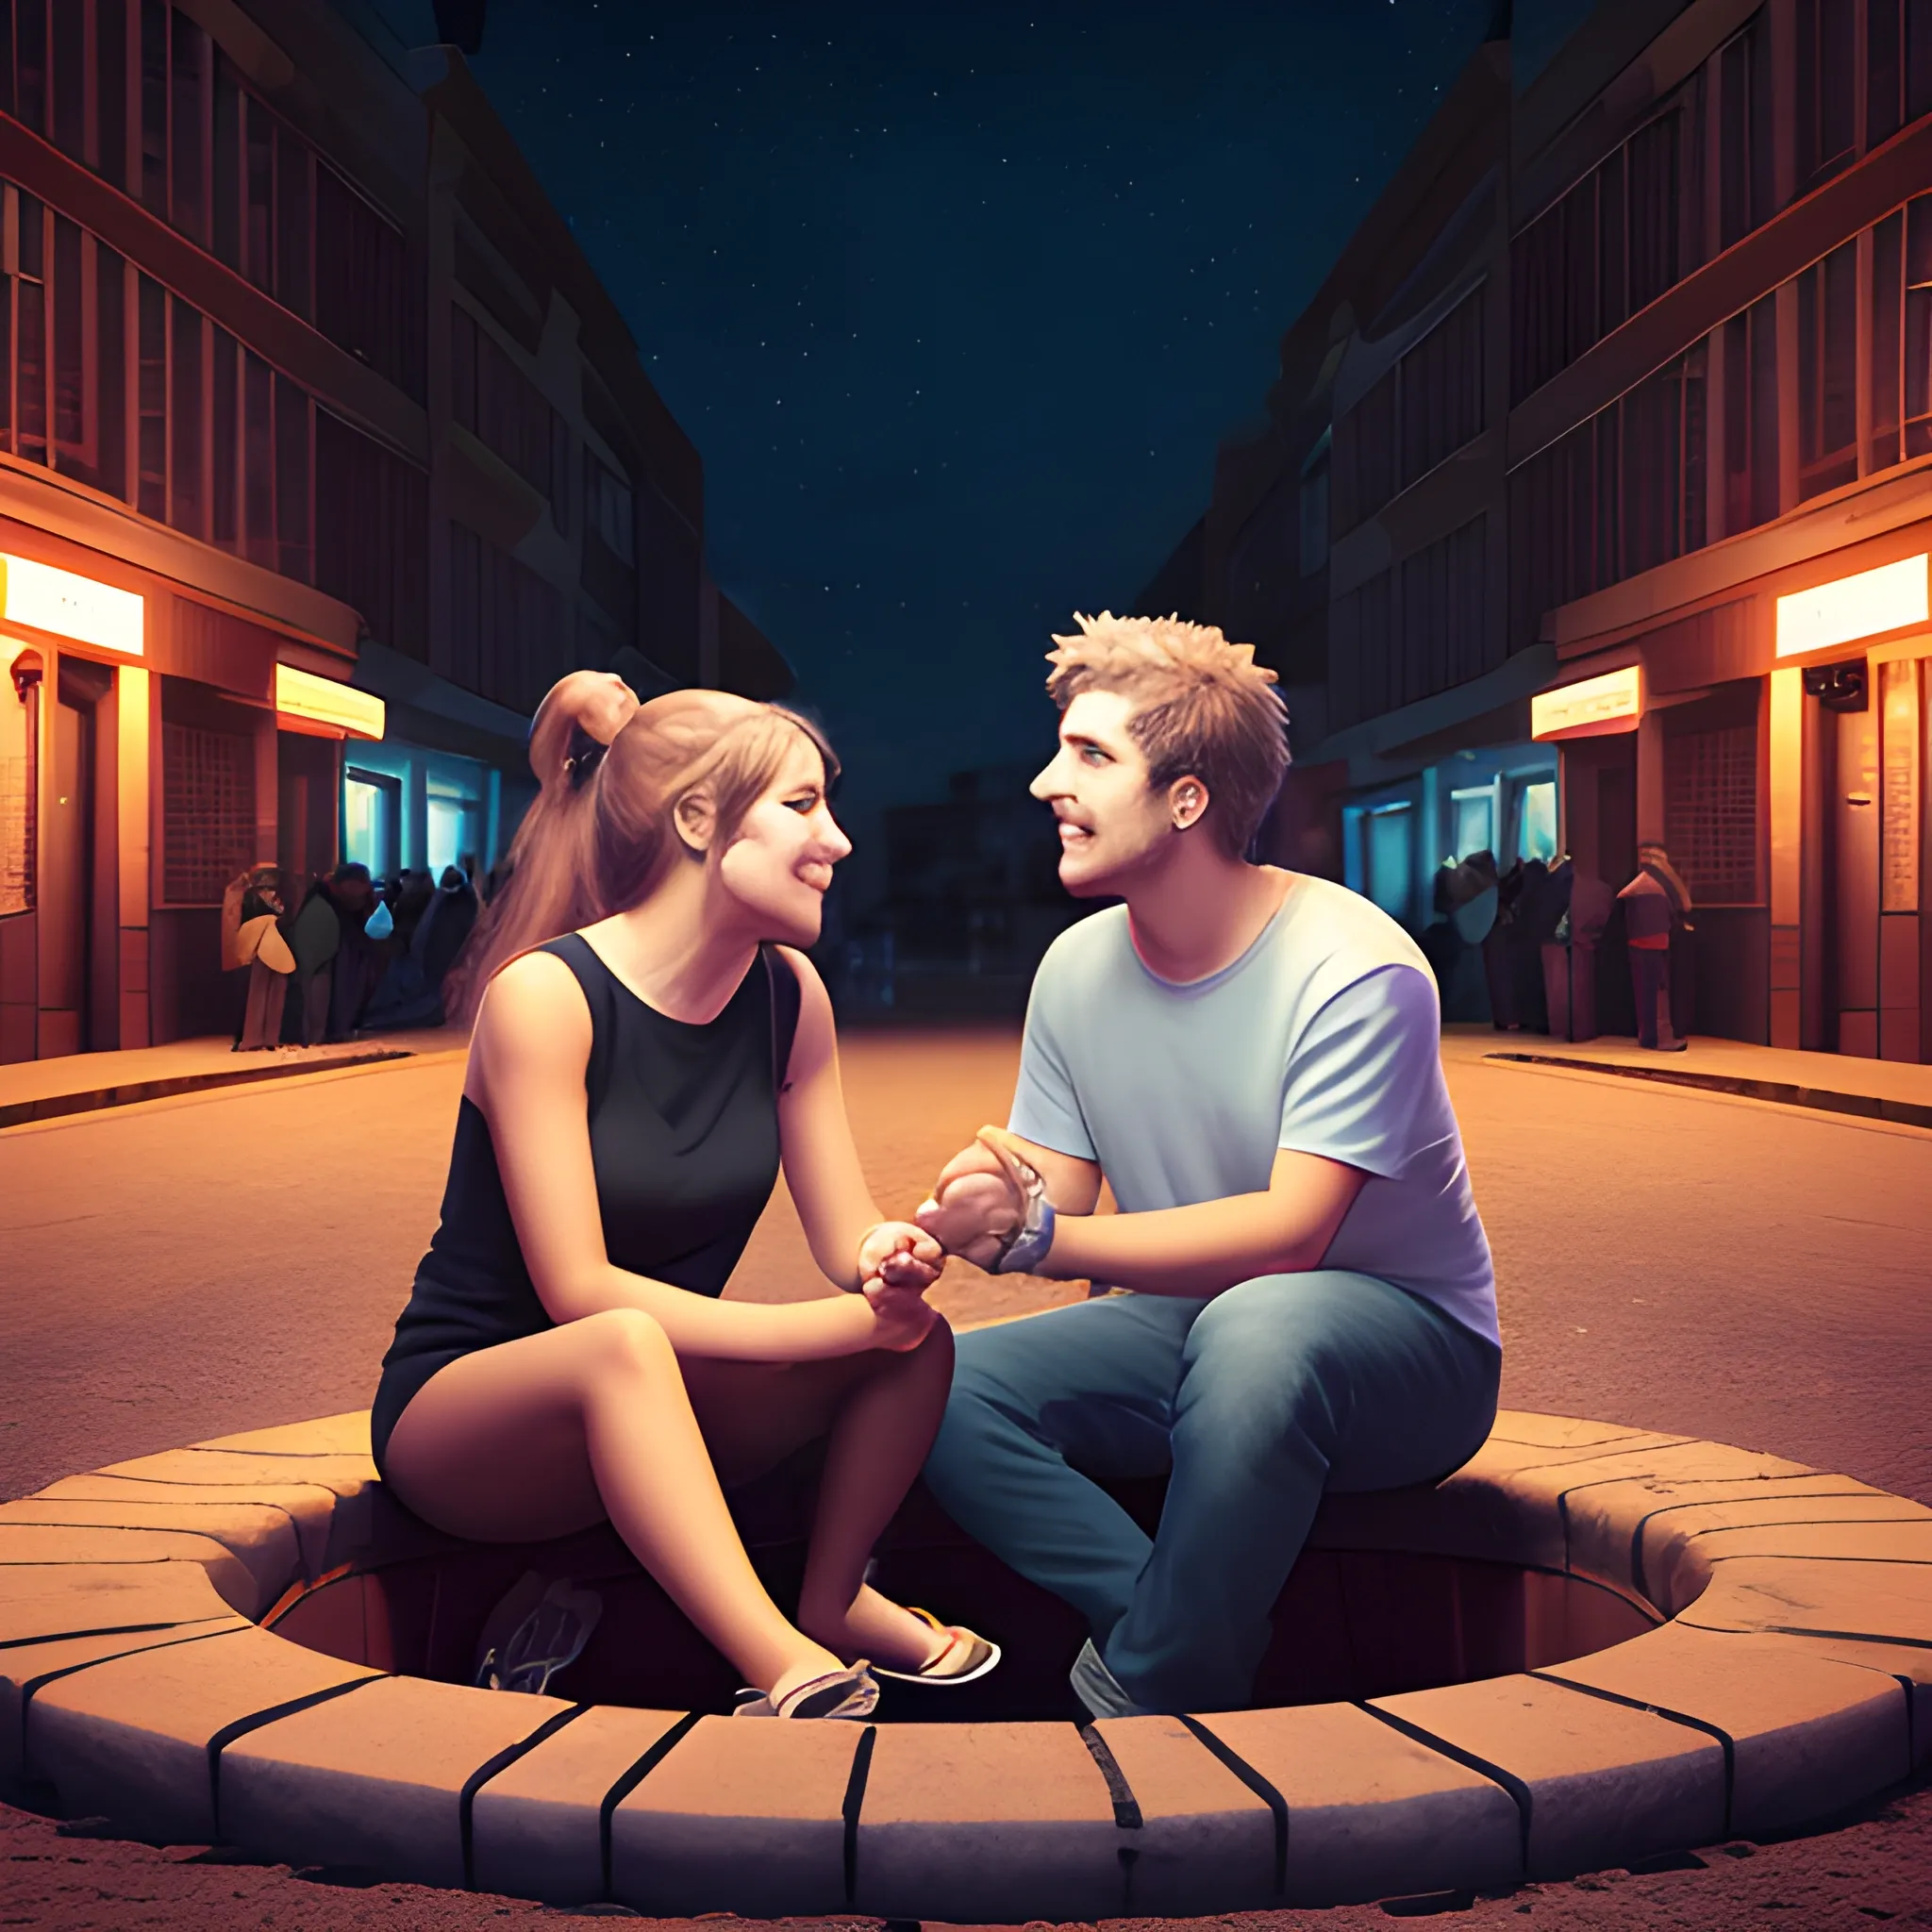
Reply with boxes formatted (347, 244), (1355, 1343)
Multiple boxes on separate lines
(918, 1144), (1365, 1297)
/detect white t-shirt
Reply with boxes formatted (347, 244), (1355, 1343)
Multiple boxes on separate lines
(1008, 874), (1499, 1346)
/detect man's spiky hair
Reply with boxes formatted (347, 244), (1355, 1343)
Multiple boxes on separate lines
(1044, 611), (1291, 858)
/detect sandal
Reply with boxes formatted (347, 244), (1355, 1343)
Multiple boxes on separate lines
(733, 1661), (880, 1720)
(871, 1607), (1001, 1686)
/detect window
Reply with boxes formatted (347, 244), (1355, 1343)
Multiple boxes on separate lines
(1868, 196), (1932, 470)
(1450, 787), (1495, 860)
(343, 767), (399, 878)
(447, 520), (569, 714)
(1509, 77), (1705, 403)
(161, 721), (256, 904)
(1399, 287), (1485, 491)
(426, 796), (480, 876)
(584, 449), (635, 564)
(1723, 293), (1781, 531)
(451, 305), (567, 523)
(1365, 805), (1415, 925)
(1665, 722), (1759, 903)
(1797, 0), (1857, 195)
(1797, 239), (1858, 500)
(315, 163), (425, 401)
(1514, 779), (1559, 863)
(316, 411), (428, 658)
(1868, 0), (1932, 147)
(1719, 12), (1776, 249)
(1332, 366), (1395, 536)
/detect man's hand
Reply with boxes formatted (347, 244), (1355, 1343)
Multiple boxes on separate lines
(916, 1126), (1033, 1271)
(855, 1221), (944, 1292)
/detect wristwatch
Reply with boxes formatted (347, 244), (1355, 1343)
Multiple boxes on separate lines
(988, 1140), (1057, 1276)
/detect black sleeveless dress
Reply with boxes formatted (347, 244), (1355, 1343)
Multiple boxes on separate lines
(370, 933), (803, 1479)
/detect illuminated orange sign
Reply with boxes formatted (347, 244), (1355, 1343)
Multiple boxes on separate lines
(1531, 665), (1642, 741)
(275, 663), (385, 741)
(1776, 554), (1928, 657)
(0, 554), (144, 656)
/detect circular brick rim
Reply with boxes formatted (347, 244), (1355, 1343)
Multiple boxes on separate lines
(3, 1408), (1926, 1918)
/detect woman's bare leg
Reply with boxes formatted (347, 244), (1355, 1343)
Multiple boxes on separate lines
(380, 1307), (844, 1699)
(681, 1320), (958, 1671)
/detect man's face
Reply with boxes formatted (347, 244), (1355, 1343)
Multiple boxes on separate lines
(1030, 690), (1181, 898)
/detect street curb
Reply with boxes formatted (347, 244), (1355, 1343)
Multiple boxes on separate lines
(1483, 1050), (1932, 1132)
(0, 1049), (416, 1131)
(3, 1411), (1925, 1916)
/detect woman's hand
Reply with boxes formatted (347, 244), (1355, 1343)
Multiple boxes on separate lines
(914, 1169), (1024, 1271)
(856, 1221), (944, 1293)
(858, 1276), (940, 1352)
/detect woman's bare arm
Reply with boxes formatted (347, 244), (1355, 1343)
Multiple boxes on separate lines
(468, 951), (909, 1358)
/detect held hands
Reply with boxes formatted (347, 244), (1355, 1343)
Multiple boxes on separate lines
(855, 1221), (944, 1352)
(914, 1127), (1035, 1272)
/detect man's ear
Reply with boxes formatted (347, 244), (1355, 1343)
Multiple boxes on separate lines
(1168, 774), (1209, 832)
(673, 789), (717, 857)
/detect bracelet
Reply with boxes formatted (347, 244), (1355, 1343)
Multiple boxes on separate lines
(991, 1150), (1057, 1275)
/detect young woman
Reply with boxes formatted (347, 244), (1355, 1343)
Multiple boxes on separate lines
(373, 690), (993, 1720)
(440, 669), (643, 1029)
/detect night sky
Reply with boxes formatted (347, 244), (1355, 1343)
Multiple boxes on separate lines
(376, 0), (1596, 901)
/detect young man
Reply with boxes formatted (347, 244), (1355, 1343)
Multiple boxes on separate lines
(914, 612), (1500, 1718)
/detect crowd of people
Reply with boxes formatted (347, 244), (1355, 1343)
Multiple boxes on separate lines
(222, 858), (482, 1049)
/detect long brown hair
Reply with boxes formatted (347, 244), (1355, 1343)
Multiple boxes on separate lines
(441, 672), (631, 1026)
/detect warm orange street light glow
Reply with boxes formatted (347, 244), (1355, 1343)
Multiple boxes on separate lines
(0, 554), (144, 655)
(1775, 554), (1928, 657)
(275, 663), (385, 740)
(1531, 665), (1642, 741)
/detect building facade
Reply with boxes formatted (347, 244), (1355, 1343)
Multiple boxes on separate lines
(1146, 0), (1932, 1059)
(0, 0), (787, 1062)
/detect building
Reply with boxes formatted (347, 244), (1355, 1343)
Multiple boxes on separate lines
(0, 0), (787, 1062)
(1144, 0), (1932, 1060)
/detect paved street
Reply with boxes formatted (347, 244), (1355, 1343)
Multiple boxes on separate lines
(4, 1025), (1928, 1507)
(2, 1025), (1929, 1928)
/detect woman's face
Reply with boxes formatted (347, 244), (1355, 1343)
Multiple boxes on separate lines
(715, 734), (851, 946)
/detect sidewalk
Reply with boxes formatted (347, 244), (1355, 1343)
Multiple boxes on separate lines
(1442, 1021), (1932, 1126)
(0, 1024), (466, 1128)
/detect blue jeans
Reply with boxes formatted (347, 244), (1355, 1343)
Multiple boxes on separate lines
(923, 1272), (1502, 1712)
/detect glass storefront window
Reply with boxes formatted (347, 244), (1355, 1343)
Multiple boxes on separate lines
(1515, 779), (1559, 863)
(1366, 804), (1415, 924)
(1450, 786), (1495, 859)
(426, 795), (479, 878)
(344, 767), (397, 876)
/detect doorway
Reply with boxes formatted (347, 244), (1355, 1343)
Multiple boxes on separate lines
(42, 658), (114, 1058)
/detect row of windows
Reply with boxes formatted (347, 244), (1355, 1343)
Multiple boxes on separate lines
(0, 177), (427, 652)
(447, 519), (569, 718)
(1330, 516), (1489, 732)
(450, 303), (568, 529)
(1331, 286), (1485, 538)
(1504, 190), (1932, 659)
(0, 0), (425, 399)
(1509, 2), (1932, 407)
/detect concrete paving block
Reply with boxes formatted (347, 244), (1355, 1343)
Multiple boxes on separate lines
(1200, 1700), (1521, 1906)
(103, 1447), (378, 1495)
(1488, 1412), (1683, 1453)
(1557, 1474), (1920, 1607)
(1373, 1672), (1724, 1878)
(1680, 1554), (1932, 1651)
(27, 1624), (380, 1844)
(0, 1619), (248, 1780)
(610, 1712), (858, 1918)
(1, 1496), (306, 1613)
(0, 1524), (262, 1618)
(471, 1704), (686, 1907)
(1091, 1713), (1276, 1915)
(1650, 1518), (1932, 1620)
(29, 1475), (338, 1580)
(220, 1674), (569, 1888)
(0, 1556), (236, 1646)
(1557, 1619), (1914, 1832)
(192, 1411), (373, 1457)
(855, 1719), (1123, 1924)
